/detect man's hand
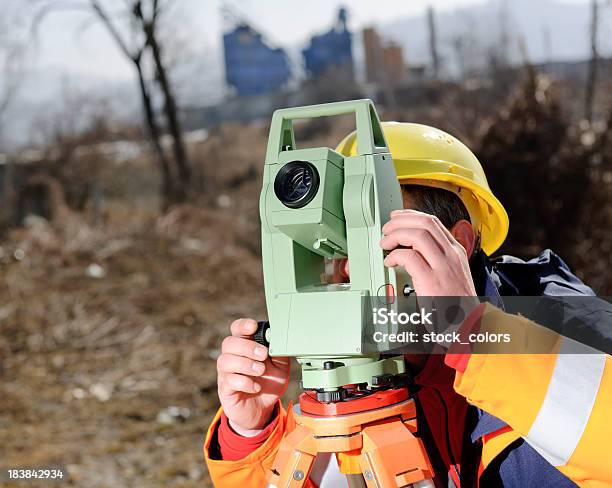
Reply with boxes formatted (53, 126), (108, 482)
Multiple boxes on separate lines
(380, 209), (477, 297)
(217, 318), (290, 436)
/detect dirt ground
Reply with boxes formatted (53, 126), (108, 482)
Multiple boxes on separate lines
(0, 206), (257, 487)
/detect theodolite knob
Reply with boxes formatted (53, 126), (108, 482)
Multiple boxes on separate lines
(253, 321), (270, 348)
(316, 388), (348, 403)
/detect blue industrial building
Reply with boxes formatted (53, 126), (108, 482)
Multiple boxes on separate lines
(223, 24), (291, 97)
(302, 8), (353, 79)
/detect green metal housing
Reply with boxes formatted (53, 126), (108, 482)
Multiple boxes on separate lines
(259, 99), (414, 389)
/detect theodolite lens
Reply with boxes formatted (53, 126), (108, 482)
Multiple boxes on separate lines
(274, 161), (319, 209)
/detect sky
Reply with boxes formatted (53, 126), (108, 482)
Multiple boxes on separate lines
(0, 0), (599, 148)
(31, 0), (573, 83)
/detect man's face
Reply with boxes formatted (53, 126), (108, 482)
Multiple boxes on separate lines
(332, 187), (476, 283)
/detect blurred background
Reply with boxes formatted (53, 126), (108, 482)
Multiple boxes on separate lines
(1, 0), (611, 486)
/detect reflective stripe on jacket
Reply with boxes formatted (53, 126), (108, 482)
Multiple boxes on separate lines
(455, 306), (611, 487)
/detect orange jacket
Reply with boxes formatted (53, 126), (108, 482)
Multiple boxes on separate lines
(204, 401), (323, 487)
(204, 305), (612, 487)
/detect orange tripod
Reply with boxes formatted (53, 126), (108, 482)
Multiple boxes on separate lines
(266, 387), (435, 488)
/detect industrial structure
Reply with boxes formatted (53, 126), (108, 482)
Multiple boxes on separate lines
(222, 8), (354, 98)
(194, 7), (358, 129)
(363, 27), (407, 86)
(302, 8), (354, 81)
(223, 23), (291, 97)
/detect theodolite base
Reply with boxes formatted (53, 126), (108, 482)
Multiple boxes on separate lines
(265, 394), (435, 488)
(299, 355), (406, 391)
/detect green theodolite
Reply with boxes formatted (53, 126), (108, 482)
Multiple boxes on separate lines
(255, 99), (416, 402)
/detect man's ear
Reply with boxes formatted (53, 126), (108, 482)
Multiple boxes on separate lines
(450, 219), (476, 258)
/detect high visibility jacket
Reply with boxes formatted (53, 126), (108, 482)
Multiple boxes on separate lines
(204, 250), (612, 487)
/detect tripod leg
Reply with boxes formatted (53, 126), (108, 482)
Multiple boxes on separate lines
(358, 419), (434, 488)
(267, 424), (317, 488)
(347, 474), (368, 488)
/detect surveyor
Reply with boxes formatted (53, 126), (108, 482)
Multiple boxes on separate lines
(204, 123), (612, 487)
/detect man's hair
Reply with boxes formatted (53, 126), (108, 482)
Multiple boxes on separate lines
(401, 184), (471, 230)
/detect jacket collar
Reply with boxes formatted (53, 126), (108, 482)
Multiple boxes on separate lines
(470, 250), (505, 310)
(469, 250), (509, 440)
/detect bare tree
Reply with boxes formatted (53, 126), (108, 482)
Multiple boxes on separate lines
(0, 4), (27, 146)
(496, 0), (511, 69)
(427, 7), (440, 79)
(448, 14), (482, 81)
(585, 0), (599, 124)
(33, 0), (193, 205)
(0, 3), (28, 230)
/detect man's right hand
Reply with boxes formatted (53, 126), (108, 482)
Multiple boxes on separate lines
(217, 318), (290, 437)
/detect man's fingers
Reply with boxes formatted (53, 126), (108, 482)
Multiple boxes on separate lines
(221, 335), (268, 361)
(384, 210), (456, 250)
(380, 228), (445, 267)
(230, 318), (258, 337)
(219, 373), (261, 395)
(383, 248), (430, 277)
(217, 353), (266, 377)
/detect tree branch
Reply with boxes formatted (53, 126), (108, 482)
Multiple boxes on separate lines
(90, 0), (139, 61)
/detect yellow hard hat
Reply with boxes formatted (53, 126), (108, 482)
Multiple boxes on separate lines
(335, 122), (509, 255)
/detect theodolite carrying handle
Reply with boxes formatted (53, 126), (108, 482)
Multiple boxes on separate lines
(265, 99), (389, 164)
